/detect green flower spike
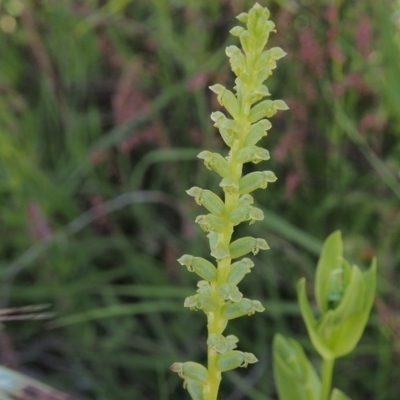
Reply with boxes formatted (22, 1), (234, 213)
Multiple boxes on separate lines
(297, 231), (377, 360)
(171, 3), (288, 399)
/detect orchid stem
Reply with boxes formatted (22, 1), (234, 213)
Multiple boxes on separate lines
(321, 357), (335, 400)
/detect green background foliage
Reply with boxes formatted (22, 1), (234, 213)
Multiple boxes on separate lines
(0, 0), (399, 399)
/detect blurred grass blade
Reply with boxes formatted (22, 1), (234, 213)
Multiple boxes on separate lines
(50, 300), (182, 328)
(0, 365), (78, 399)
(334, 103), (400, 200)
(130, 148), (200, 188)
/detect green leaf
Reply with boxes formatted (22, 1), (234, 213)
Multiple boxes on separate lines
(315, 231), (343, 314)
(273, 334), (321, 400)
(323, 260), (376, 358)
(331, 388), (352, 400)
(0, 365), (72, 400)
(298, 254), (377, 359)
(297, 278), (335, 360)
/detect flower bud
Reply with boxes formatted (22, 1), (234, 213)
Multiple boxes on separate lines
(210, 243), (230, 260)
(239, 171), (277, 194)
(184, 293), (217, 313)
(217, 351), (258, 372)
(186, 379), (205, 400)
(197, 151), (230, 178)
(210, 112), (241, 147)
(254, 15), (273, 42)
(249, 99), (277, 122)
(268, 47), (287, 61)
(274, 99), (289, 110)
(237, 194), (254, 206)
(218, 283), (243, 302)
(196, 280), (211, 294)
(255, 66), (273, 86)
(229, 236), (269, 259)
(227, 47), (247, 76)
(225, 45), (241, 57)
(229, 205), (264, 225)
(247, 84), (271, 105)
(239, 30), (254, 55)
(247, 207), (264, 224)
(199, 190), (225, 216)
(186, 187), (225, 216)
(170, 361), (209, 384)
(219, 177), (239, 193)
(208, 232), (230, 260)
(221, 298), (264, 320)
(177, 255), (217, 282)
(237, 146), (270, 164)
(236, 12), (248, 24)
(255, 47), (285, 74)
(226, 258), (254, 285)
(229, 26), (245, 37)
(207, 334), (239, 354)
(246, 3), (266, 34)
(209, 84), (240, 118)
(229, 205), (251, 225)
(244, 119), (271, 147)
(195, 214), (225, 233)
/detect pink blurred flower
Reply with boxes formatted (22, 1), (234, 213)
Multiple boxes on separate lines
(299, 28), (325, 76)
(27, 202), (51, 240)
(356, 17), (372, 59)
(187, 70), (208, 91)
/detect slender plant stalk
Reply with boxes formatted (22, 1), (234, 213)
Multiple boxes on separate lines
(207, 84), (254, 400)
(321, 358), (334, 400)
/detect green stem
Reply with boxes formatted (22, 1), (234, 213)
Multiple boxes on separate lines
(206, 319), (222, 400)
(321, 357), (335, 400)
(206, 260), (232, 399)
(205, 147), (241, 399)
(206, 259), (230, 400)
